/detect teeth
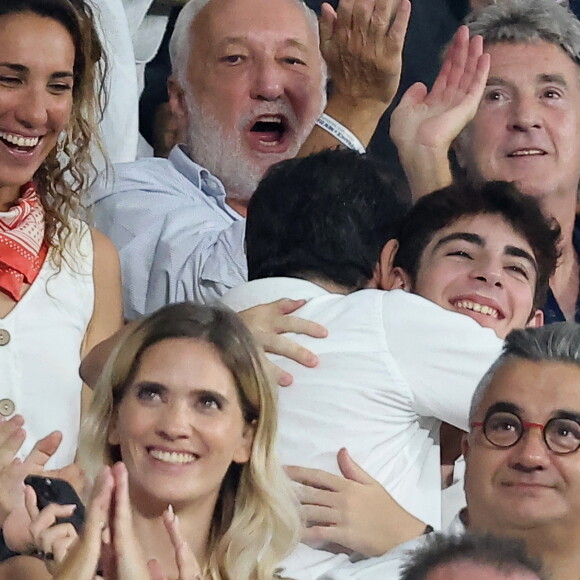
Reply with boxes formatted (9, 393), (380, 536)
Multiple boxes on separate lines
(0, 131), (40, 148)
(149, 449), (197, 464)
(454, 300), (499, 319)
(509, 149), (544, 157)
(257, 116), (282, 124)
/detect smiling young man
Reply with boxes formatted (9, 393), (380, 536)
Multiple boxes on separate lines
(221, 149), (560, 579)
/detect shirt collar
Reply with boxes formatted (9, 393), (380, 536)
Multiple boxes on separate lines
(168, 145), (242, 220)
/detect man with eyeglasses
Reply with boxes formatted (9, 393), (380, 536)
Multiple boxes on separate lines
(461, 321), (580, 580)
(320, 321), (580, 580)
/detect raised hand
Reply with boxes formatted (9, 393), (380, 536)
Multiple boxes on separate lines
(25, 486), (79, 574)
(238, 299), (328, 387)
(286, 448), (425, 557)
(320, 0), (411, 107)
(390, 25), (490, 198)
(147, 507), (202, 580)
(50, 466), (114, 580)
(2, 428), (63, 552)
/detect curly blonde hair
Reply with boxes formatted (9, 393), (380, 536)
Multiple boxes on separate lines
(1, 0), (106, 261)
(80, 302), (300, 580)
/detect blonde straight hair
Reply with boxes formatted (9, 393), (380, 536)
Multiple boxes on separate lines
(80, 302), (300, 580)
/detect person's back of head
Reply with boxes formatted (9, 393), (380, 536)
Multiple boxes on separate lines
(246, 149), (408, 291)
(400, 533), (547, 580)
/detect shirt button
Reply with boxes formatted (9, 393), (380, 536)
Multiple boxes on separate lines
(0, 399), (15, 417)
(0, 329), (10, 346)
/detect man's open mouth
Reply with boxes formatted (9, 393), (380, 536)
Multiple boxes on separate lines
(249, 115), (288, 147)
(0, 130), (41, 153)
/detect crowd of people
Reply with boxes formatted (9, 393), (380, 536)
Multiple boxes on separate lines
(1, 0), (580, 579)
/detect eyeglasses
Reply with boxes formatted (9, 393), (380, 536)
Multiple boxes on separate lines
(471, 411), (580, 455)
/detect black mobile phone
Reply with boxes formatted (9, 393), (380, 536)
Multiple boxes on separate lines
(24, 475), (85, 533)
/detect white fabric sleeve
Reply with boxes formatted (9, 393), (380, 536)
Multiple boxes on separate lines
(383, 291), (504, 431)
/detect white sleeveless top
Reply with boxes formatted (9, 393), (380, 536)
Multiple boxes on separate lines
(0, 221), (94, 469)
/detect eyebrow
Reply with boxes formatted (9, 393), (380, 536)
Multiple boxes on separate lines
(0, 62), (74, 79)
(433, 232), (538, 273)
(553, 410), (580, 423)
(484, 401), (522, 420)
(486, 73), (568, 88)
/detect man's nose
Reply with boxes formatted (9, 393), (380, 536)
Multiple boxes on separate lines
(510, 427), (551, 472)
(250, 60), (284, 102)
(471, 259), (503, 288)
(508, 94), (542, 132)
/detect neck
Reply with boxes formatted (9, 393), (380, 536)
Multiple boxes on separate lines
(226, 196), (248, 218)
(129, 487), (216, 575)
(0, 184), (22, 211)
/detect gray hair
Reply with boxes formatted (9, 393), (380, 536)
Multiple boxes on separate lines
(400, 533), (546, 580)
(469, 322), (580, 423)
(465, 0), (580, 66)
(169, 0), (321, 85)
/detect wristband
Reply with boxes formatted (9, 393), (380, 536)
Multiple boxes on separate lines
(315, 113), (366, 154)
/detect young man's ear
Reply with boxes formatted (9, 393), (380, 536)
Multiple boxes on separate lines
(167, 76), (188, 124)
(390, 266), (413, 291)
(526, 308), (544, 328)
(372, 239), (399, 290)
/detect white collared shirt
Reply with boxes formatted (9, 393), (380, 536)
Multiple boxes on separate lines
(223, 279), (502, 580)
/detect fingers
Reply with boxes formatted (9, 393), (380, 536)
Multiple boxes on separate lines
(285, 465), (343, 491)
(0, 415), (26, 466)
(261, 334), (319, 368)
(384, 0), (411, 46)
(301, 504), (339, 527)
(271, 314), (328, 339)
(264, 359), (294, 388)
(28, 499), (77, 551)
(337, 448), (375, 484)
(162, 506), (202, 580)
(23, 431), (63, 474)
(319, 2), (337, 48)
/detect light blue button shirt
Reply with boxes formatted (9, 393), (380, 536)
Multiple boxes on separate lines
(92, 145), (247, 319)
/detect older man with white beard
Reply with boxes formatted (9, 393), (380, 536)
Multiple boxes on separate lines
(92, 0), (409, 319)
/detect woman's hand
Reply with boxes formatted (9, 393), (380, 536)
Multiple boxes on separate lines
(50, 466), (114, 580)
(390, 25), (490, 198)
(24, 486), (79, 574)
(1, 427), (63, 552)
(286, 448), (426, 557)
(238, 299), (327, 386)
(110, 462), (202, 580)
(147, 507), (202, 580)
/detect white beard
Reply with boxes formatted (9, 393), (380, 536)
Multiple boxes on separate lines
(183, 89), (321, 202)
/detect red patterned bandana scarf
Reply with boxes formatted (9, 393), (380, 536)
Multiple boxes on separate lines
(0, 182), (48, 301)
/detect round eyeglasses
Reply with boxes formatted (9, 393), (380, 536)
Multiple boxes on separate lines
(471, 411), (580, 455)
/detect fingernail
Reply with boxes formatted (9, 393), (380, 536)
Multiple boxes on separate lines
(64, 504), (77, 512)
(168, 503), (175, 520)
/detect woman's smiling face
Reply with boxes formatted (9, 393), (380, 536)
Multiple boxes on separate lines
(108, 338), (255, 509)
(0, 11), (74, 202)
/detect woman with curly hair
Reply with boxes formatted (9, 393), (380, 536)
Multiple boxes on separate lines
(28, 303), (299, 580)
(0, 0), (122, 470)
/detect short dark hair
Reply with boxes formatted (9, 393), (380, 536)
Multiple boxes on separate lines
(246, 149), (409, 290)
(400, 533), (546, 580)
(393, 181), (561, 311)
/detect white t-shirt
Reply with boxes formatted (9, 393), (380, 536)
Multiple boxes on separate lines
(222, 279), (503, 580)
